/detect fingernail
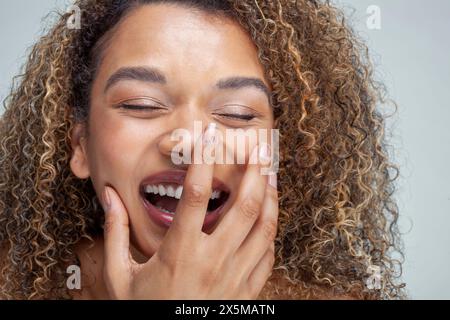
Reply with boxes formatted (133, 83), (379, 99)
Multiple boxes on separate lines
(102, 187), (112, 212)
(203, 123), (217, 145)
(268, 174), (277, 190)
(259, 144), (271, 165)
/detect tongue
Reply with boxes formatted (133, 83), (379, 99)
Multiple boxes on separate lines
(154, 195), (179, 213)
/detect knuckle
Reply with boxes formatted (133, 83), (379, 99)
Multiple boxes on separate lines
(239, 196), (260, 220)
(183, 183), (210, 208)
(200, 268), (218, 288)
(104, 214), (128, 235)
(262, 220), (278, 241)
(103, 215), (116, 234)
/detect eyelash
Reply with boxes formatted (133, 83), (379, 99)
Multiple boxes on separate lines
(119, 104), (164, 111)
(119, 104), (256, 121)
(214, 113), (256, 121)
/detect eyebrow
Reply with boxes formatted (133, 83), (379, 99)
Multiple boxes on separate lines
(104, 66), (271, 104)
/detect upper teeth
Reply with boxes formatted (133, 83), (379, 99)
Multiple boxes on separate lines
(144, 184), (222, 200)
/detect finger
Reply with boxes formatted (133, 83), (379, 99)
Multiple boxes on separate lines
(236, 174), (278, 278)
(211, 144), (269, 255)
(167, 123), (217, 240)
(102, 186), (132, 289)
(246, 242), (275, 299)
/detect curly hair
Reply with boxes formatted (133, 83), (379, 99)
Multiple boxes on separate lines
(0, 0), (406, 299)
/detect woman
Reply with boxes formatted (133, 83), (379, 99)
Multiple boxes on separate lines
(0, 0), (405, 299)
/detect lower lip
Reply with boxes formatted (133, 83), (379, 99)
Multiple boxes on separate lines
(141, 196), (226, 231)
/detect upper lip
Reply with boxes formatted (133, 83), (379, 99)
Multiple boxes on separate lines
(139, 169), (230, 194)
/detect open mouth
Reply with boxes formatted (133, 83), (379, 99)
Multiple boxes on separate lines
(141, 184), (229, 215)
(139, 170), (230, 229)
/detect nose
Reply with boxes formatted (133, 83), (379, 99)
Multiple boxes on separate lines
(157, 131), (190, 164)
(157, 117), (210, 167)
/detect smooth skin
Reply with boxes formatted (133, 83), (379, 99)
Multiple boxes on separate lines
(69, 3), (278, 299)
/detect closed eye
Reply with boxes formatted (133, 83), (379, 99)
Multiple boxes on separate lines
(118, 104), (165, 111)
(214, 113), (256, 121)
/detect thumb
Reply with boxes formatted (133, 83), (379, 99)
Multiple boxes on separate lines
(101, 186), (132, 287)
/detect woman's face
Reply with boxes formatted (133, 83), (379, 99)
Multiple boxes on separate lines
(70, 4), (273, 257)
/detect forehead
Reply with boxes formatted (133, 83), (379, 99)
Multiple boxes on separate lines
(96, 3), (269, 88)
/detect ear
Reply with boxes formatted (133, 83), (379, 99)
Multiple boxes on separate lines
(70, 123), (90, 179)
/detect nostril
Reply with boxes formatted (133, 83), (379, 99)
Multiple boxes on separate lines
(158, 135), (185, 159)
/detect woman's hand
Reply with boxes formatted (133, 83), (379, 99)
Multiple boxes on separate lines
(101, 135), (278, 299)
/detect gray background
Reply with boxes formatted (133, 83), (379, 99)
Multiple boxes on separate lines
(0, 0), (449, 299)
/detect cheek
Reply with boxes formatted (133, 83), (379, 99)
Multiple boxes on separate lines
(86, 118), (146, 185)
